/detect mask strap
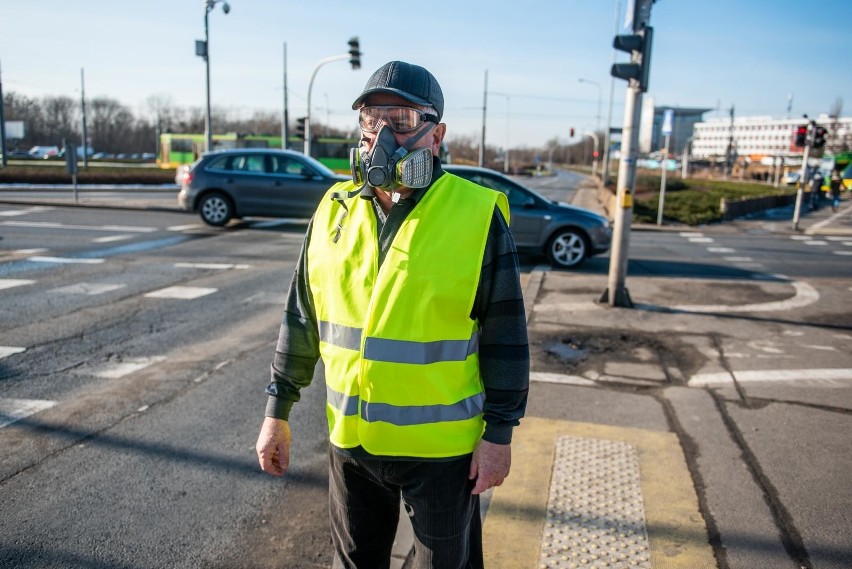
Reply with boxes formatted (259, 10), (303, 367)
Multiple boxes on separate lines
(329, 186), (364, 243)
(400, 122), (435, 152)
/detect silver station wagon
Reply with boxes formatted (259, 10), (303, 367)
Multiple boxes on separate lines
(177, 148), (347, 226)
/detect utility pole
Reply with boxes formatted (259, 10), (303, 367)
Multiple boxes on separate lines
(80, 68), (88, 168)
(0, 59), (7, 168)
(282, 42), (289, 149)
(479, 70), (487, 167)
(601, 0), (622, 188)
(600, 0), (655, 308)
(724, 105), (735, 179)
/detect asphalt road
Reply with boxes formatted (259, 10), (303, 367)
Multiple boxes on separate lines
(1, 181), (851, 568)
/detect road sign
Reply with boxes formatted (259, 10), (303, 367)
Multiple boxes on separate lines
(661, 109), (674, 136)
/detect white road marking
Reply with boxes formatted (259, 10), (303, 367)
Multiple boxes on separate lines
(689, 237), (714, 243)
(7, 248), (48, 256)
(0, 398), (57, 429)
(707, 247), (735, 253)
(51, 283), (127, 295)
(0, 206), (53, 217)
(0, 279), (35, 291)
(691, 368), (852, 386)
(90, 356), (167, 379)
(28, 256), (105, 264)
(0, 346), (26, 359)
(1, 220), (157, 232)
(673, 277), (818, 313)
(724, 256), (753, 262)
(92, 234), (135, 243)
(174, 262), (251, 270)
(144, 286), (217, 299)
(530, 372), (597, 386)
(251, 219), (309, 229)
(790, 235), (812, 241)
(834, 251), (852, 256)
(167, 224), (203, 231)
(679, 232), (704, 238)
(804, 240), (828, 246)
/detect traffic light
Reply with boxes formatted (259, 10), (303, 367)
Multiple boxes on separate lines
(570, 127), (575, 137)
(610, 26), (653, 92)
(794, 124), (808, 147)
(348, 36), (361, 70)
(295, 117), (306, 140)
(813, 126), (828, 148)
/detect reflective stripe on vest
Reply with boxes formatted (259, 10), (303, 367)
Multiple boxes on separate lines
(326, 384), (484, 425)
(318, 320), (361, 351)
(319, 320), (479, 364)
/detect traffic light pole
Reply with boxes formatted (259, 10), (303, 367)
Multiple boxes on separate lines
(792, 122), (812, 231)
(599, 0), (655, 308)
(600, 81), (641, 307)
(305, 54), (349, 157)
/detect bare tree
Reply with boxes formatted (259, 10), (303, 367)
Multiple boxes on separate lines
(828, 97), (844, 153)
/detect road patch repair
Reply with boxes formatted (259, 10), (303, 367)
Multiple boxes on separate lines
(482, 417), (716, 568)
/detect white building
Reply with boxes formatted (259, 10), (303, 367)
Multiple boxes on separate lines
(691, 114), (852, 160)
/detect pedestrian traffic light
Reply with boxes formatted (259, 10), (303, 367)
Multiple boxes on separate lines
(813, 126), (828, 148)
(295, 117), (306, 140)
(794, 124), (808, 147)
(610, 26), (653, 92)
(348, 36), (361, 70)
(570, 128), (575, 137)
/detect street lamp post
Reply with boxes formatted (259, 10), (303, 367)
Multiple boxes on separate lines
(579, 78), (602, 177)
(200, 0), (230, 154)
(578, 78), (602, 134)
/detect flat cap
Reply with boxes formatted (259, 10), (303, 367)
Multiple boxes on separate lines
(352, 60), (444, 120)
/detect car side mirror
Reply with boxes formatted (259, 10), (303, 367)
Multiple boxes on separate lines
(523, 196), (536, 208)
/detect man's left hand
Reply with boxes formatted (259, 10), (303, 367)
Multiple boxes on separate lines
(469, 439), (511, 495)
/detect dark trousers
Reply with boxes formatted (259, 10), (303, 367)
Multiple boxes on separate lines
(329, 447), (483, 569)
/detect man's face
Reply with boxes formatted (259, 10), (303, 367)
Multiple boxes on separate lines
(359, 93), (446, 156)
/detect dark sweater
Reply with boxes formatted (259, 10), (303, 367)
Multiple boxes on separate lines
(264, 160), (529, 455)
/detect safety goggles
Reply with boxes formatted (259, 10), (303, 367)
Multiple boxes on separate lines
(358, 105), (439, 133)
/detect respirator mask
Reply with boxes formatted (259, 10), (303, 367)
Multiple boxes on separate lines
(350, 106), (439, 192)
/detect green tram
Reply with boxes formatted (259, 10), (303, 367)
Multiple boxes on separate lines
(158, 133), (356, 173)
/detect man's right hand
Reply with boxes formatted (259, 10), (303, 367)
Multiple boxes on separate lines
(256, 417), (292, 477)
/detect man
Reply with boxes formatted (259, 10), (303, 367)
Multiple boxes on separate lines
(256, 60), (529, 568)
(809, 171), (823, 210)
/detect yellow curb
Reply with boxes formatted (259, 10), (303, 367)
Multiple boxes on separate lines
(483, 417), (717, 568)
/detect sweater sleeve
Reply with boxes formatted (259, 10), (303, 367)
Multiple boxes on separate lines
(473, 207), (530, 445)
(264, 224), (321, 420)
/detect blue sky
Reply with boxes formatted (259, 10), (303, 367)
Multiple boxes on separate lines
(1, 0), (850, 148)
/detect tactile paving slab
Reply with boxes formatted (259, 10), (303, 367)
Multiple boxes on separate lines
(539, 436), (652, 568)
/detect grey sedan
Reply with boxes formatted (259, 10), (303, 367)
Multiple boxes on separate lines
(177, 148), (347, 226)
(445, 165), (611, 268)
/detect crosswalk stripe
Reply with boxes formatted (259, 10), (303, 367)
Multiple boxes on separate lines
(0, 398), (58, 429)
(0, 279), (35, 291)
(28, 256), (105, 264)
(0, 346), (26, 359)
(144, 286), (217, 299)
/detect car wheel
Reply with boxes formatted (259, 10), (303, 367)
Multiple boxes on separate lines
(546, 228), (588, 268)
(199, 192), (233, 226)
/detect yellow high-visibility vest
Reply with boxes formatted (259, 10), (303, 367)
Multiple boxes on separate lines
(307, 173), (509, 457)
